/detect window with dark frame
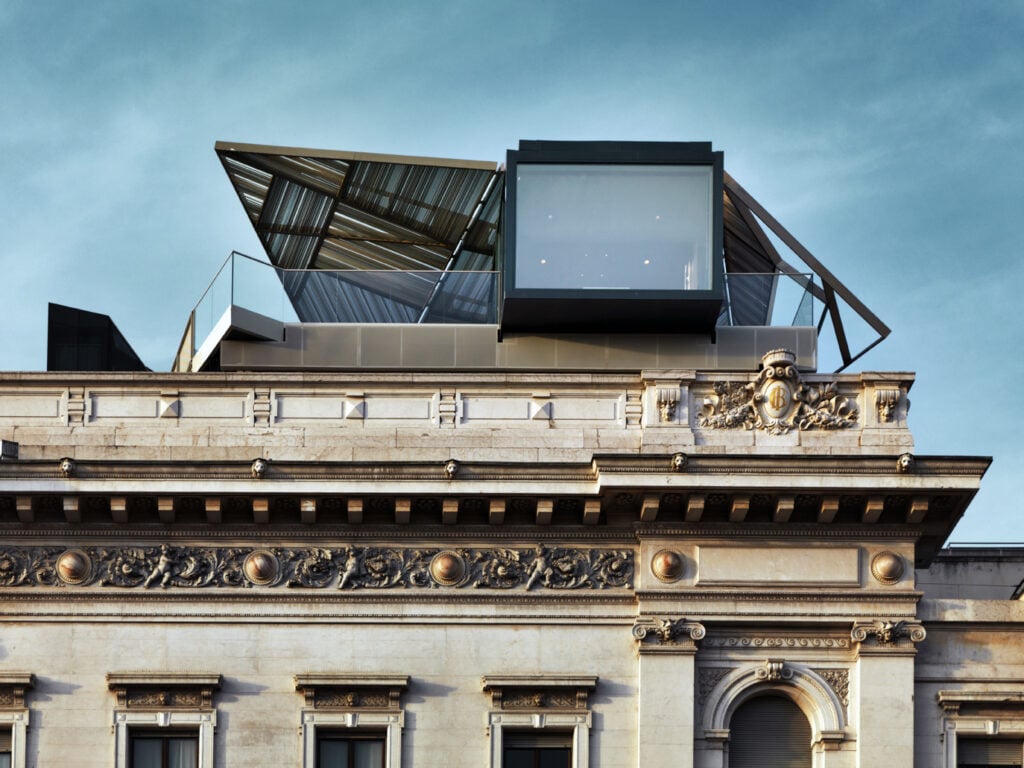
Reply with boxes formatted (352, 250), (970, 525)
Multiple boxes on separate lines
(0, 726), (10, 768)
(129, 732), (199, 768)
(958, 738), (1024, 767)
(502, 731), (572, 768)
(316, 731), (386, 768)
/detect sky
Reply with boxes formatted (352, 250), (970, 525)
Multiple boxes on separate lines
(1, 0), (1021, 542)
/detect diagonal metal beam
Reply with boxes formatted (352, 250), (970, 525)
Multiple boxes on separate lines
(725, 189), (826, 304)
(723, 173), (891, 341)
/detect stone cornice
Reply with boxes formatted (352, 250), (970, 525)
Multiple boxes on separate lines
(0, 454), (991, 480)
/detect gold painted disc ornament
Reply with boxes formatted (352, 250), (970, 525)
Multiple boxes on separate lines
(429, 550), (466, 586)
(651, 549), (684, 582)
(243, 550), (280, 585)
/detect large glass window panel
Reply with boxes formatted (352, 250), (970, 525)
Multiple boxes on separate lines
(318, 735), (385, 768)
(0, 753), (10, 768)
(503, 732), (572, 768)
(130, 734), (198, 768)
(514, 164), (713, 291)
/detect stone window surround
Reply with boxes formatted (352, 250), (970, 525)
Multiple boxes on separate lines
(938, 690), (1024, 767)
(107, 673), (221, 768)
(482, 675), (598, 768)
(0, 674), (33, 768)
(295, 674), (409, 768)
(701, 661), (847, 755)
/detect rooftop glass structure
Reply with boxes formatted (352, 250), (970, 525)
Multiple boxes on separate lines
(174, 140), (890, 373)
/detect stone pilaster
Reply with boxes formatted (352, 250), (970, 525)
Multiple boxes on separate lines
(633, 618), (705, 768)
(851, 620), (925, 767)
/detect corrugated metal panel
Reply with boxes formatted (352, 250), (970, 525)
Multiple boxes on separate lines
(256, 177), (334, 269)
(342, 162), (494, 247)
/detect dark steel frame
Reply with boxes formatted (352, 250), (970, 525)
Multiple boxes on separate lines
(502, 140), (725, 333)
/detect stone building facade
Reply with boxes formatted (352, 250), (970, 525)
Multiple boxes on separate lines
(0, 141), (1017, 767)
(0, 356), (1013, 767)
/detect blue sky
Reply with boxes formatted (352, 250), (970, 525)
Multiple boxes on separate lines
(1, 1), (1021, 541)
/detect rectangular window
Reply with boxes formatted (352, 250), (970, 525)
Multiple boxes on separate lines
(958, 738), (1024, 767)
(130, 732), (199, 768)
(0, 726), (10, 768)
(317, 732), (385, 768)
(503, 732), (572, 768)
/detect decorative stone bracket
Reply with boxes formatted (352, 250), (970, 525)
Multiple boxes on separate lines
(756, 660), (793, 682)
(0, 674), (33, 709)
(632, 617), (705, 653)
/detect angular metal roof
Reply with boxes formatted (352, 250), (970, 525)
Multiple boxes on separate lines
(216, 141), (888, 370)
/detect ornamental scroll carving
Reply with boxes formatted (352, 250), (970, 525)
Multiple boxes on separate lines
(482, 677), (596, 711)
(0, 545), (633, 591)
(812, 668), (850, 708)
(697, 349), (858, 435)
(851, 619), (926, 646)
(295, 675), (407, 711)
(632, 617), (705, 649)
(107, 675), (220, 710)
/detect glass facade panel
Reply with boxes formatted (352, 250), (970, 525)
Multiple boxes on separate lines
(504, 746), (571, 768)
(130, 734), (198, 768)
(318, 735), (384, 768)
(514, 164), (713, 291)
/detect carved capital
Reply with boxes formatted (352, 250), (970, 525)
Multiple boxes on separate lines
(851, 619), (926, 648)
(632, 617), (705, 652)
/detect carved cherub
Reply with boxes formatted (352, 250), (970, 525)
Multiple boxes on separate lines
(525, 545), (553, 590)
(143, 545), (177, 589)
(337, 547), (362, 589)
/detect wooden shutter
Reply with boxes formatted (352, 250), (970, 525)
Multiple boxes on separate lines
(0, 727), (10, 751)
(729, 695), (811, 768)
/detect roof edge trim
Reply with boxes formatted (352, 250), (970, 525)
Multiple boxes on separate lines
(214, 140), (498, 171)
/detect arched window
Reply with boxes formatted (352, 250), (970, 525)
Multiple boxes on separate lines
(729, 694), (811, 768)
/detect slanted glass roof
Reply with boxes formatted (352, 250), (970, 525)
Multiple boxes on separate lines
(216, 141), (888, 371)
(217, 142), (501, 273)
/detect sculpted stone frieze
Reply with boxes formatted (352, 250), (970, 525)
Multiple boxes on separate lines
(0, 544), (633, 591)
(697, 349), (858, 435)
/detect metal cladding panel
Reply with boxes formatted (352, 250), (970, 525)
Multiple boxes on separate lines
(217, 144), (502, 327)
(342, 162), (494, 247)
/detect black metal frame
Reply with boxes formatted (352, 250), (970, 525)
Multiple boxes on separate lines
(502, 140), (724, 333)
(128, 730), (198, 768)
(315, 731), (386, 768)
